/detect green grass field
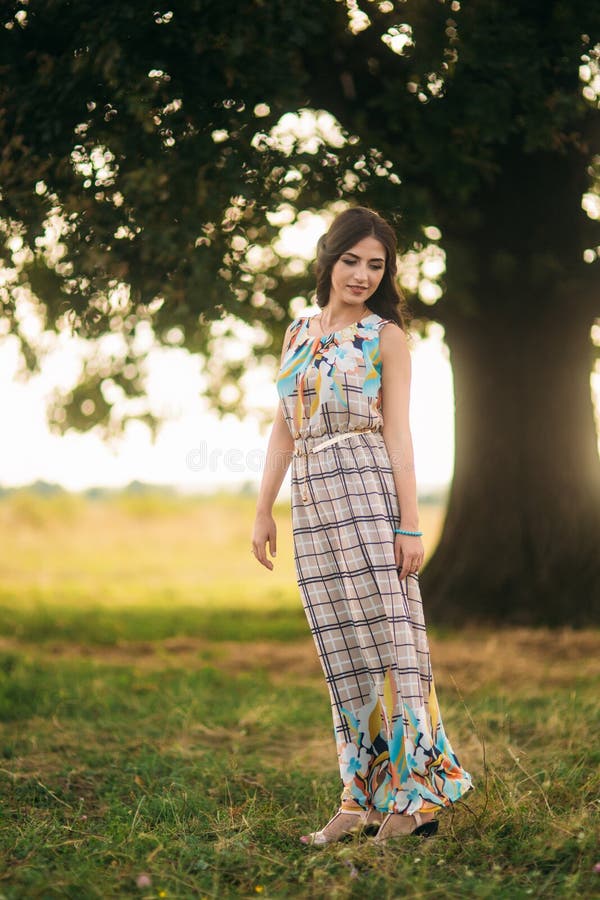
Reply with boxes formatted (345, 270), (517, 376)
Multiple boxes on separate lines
(0, 491), (598, 899)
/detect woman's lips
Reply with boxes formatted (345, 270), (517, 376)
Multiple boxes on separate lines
(348, 286), (367, 294)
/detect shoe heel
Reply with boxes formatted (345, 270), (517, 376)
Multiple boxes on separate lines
(413, 819), (439, 838)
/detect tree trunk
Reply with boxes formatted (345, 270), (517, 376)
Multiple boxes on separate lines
(420, 299), (600, 627)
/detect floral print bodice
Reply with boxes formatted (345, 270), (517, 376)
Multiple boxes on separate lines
(276, 312), (393, 439)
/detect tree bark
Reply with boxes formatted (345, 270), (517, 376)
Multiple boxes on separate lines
(420, 298), (600, 627)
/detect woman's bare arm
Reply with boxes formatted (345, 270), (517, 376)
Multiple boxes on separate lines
(252, 324), (295, 569)
(255, 327), (295, 516)
(255, 403), (295, 518)
(379, 322), (424, 579)
(379, 322), (420, 530)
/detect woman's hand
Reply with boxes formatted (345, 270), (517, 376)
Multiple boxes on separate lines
(251, 511), (277, 570)
(395, 534), (424, 580)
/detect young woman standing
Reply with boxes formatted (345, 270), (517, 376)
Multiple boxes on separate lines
(252, 206), (474, 845)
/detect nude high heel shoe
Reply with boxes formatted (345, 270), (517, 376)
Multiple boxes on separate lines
(300, 806), (381, 846)
(372, 810), (439, 845)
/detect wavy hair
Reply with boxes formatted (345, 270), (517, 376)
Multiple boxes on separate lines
(315, 206), (411, 331)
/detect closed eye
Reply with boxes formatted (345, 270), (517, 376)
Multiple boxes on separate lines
(341, 258), (383, 270)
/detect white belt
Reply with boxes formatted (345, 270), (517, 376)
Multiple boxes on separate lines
(293, 427), (381, 503)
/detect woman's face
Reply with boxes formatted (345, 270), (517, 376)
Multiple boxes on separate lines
(329, 235), (386, 307)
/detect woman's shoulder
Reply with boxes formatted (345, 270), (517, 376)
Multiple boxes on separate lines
(286, 316), (307, 337)
(378, 318), (411, 363)
(281, 316), (307, 353)
(366, 312), (402, 333)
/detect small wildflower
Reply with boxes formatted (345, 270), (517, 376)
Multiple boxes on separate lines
(254, 888), (264, 894)
(593, 862), (600, 874)
(158, 892), (167, 898)
(135, 874), (152, 888)
(80, 814), (88, 821)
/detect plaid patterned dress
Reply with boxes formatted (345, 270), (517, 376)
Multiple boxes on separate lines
(276, 311), (474, 814)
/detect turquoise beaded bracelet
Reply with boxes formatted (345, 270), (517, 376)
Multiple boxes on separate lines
(394, 528), (423, 536)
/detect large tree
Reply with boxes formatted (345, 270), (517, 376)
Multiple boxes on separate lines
(1, 0), (599, 625)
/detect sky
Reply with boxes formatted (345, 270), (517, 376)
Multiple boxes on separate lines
(0, 319), (456, 497)
(2, 314), (599, 498)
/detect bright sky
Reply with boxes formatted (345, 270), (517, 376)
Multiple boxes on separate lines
(0, 321), (456, 496)
(3, 311), (600, 497)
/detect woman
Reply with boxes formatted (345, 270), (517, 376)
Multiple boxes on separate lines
(251, 206), (474, 846)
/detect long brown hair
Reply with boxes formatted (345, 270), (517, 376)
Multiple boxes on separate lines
(315, 206), (411, 331)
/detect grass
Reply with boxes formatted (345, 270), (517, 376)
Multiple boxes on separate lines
(0, 489), (445, 645)
(0, 491), (598, 898)
(0, 490), (301, 644)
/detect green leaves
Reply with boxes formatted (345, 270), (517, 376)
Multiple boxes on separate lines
(1, 0), (599, 434)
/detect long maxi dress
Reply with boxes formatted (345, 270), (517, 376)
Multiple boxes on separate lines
(276, 311), (474, 815)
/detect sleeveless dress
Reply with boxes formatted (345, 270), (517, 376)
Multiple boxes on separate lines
(276, 311), (474, 814)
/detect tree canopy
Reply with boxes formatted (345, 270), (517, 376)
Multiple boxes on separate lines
(1, 0), (598, 434)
